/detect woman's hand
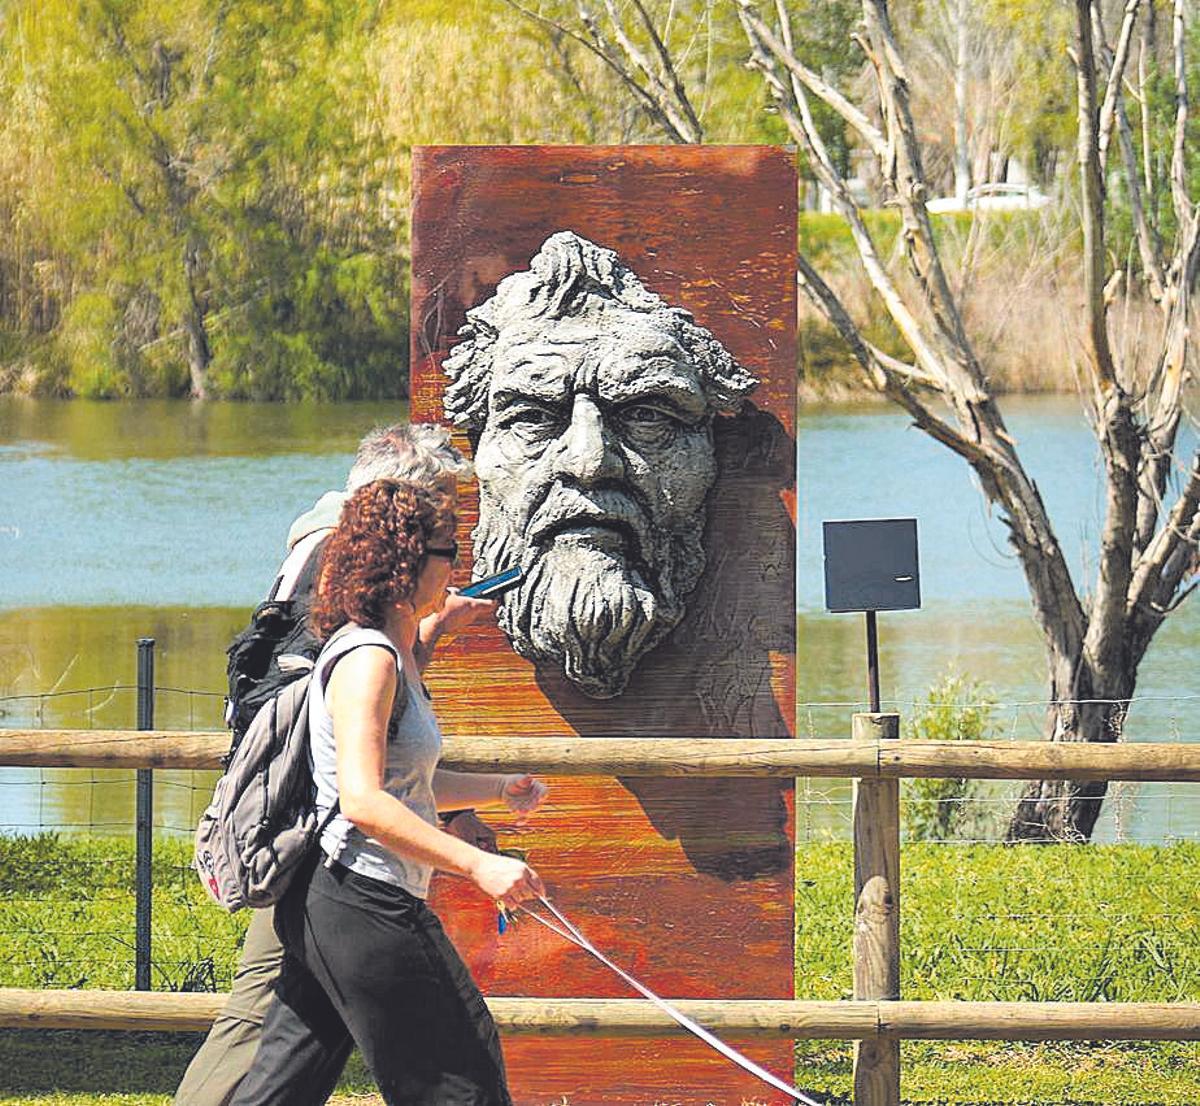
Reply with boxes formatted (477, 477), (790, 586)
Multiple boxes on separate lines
(421, 590), (497, 645)
(500, 774), (548, 814)
(468, 851), (544, 909)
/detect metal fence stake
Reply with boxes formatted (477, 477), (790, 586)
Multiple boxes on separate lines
(135, 638), (155, 992)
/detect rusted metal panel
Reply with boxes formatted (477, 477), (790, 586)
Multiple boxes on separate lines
(411, 144), (798, 1105)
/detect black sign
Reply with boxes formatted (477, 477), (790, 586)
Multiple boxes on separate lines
(823, 518), (921, 613)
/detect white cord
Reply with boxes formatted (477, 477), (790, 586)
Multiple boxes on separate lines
(517, 896), (823, 1106)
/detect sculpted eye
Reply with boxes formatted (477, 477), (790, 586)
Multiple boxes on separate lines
(497, 402), (565, 440)
(624, 405), (673, 426)
(515, 407), (557, 425)
(618, 402), (686, 449)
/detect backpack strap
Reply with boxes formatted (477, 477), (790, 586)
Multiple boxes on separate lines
(315, 625), (408, 722)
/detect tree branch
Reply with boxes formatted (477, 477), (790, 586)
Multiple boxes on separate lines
(599, 0), (703, 142)
(795, 254), (998, 469)
(503, 1), (695, 142)
(740, 8), (957, 392)
(1170, 0), (1194, 224)
(1137, 19), (1159, 227)
(1135, 213), (1200, 550)
(1097, 0), (1143, 170)
(629, 0), (704, 141)
(1075, 0), (1122, 393)
(1129, 446), (1200, 618)
(736, 2), (888, 162)
(1092, 0), (1167, 302)
(858, 0), (992, 403)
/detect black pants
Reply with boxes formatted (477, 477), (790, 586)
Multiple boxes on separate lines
(230, 855), (512, 1106)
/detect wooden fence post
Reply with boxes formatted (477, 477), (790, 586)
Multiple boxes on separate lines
(853, 712), (900, 1105)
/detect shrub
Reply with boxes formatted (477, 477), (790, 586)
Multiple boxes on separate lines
(903, 671), (997, 842)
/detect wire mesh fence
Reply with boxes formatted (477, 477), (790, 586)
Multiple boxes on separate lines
(1, 681), (1198, 1008)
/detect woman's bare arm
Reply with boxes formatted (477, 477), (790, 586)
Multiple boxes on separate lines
(432, 769), (547, 813)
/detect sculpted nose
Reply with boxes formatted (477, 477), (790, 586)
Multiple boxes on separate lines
(554, 395), (623, 485)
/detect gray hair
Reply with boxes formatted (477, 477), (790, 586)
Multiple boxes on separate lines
(346, 422), (471, 492)
(442, 231), (759, 431)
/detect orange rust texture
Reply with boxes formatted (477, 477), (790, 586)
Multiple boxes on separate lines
(412, 146), (799, 1105)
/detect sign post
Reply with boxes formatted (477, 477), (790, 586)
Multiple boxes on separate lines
(824, 518), (919, 1106)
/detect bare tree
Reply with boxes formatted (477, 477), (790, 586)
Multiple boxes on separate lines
(505, 1), (711, 143)
(894, 0), (1027, 200)
(514, 0), (1200, 842)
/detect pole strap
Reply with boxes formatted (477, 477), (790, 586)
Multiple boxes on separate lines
(519, 896), (822, 1106)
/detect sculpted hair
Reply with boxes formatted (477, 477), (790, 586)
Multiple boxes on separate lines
(442, 231), (759, 431)
(311, 480), (456, 640)
(346, 422), (471, 492)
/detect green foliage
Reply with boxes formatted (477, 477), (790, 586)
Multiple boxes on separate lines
(902, 672), (997, 842)
(208, 251), (408, 401)
(54, 294), (121, 399)
(0, 0), (406, 400)
(0, 0), (1193, 402)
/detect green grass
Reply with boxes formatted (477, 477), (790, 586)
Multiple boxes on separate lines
(1, 835), (1198, 1103)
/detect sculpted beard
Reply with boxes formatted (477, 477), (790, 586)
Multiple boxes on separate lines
(471, 490), (707, 698)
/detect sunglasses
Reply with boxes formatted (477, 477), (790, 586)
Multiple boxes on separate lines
(425, 540), (459, 565)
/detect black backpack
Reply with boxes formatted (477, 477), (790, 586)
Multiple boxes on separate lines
(223, 533), (327, 762)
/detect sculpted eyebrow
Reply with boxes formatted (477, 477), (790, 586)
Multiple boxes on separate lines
(506, 350), (573, 370)
(490, 383), (570, 409)
(604, 367), (708, 416)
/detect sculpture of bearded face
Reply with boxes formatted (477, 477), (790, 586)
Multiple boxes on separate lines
(443, 232), (758, 698)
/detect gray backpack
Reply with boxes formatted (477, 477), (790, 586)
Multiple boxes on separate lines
(194, 626), (399, 911)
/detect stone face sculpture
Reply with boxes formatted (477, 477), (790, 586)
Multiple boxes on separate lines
(442, 231), (759, 698)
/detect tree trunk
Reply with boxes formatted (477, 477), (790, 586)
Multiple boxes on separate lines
(1006, 647), (1135, 842)
(183, 313), (209, 400)
(182, 239), (210, 400)
(953, 0), (971, 205)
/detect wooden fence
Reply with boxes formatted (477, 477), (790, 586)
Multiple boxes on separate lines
(2, 714), (1199, 1106)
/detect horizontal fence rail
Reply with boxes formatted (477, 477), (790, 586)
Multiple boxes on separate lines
(2, 729), (1200, 780)
(3, 715), (1199, 1106)
(3, 990), (1199, 1041)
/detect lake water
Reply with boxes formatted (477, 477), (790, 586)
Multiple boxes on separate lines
(1, 395), (1196, 842)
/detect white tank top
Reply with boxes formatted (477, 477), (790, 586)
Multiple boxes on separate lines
(307, 625), (442, 898)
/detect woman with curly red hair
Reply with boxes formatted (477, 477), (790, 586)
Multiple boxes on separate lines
(232, 478), (546, 1106)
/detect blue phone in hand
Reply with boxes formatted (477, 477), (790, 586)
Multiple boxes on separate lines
(460, 566), (523, 599)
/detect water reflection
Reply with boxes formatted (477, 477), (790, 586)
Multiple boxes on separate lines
(0, 397), (406, 460)
(0, 606), (238, 837)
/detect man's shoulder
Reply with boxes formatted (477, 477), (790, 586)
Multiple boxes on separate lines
(286, 490), (346, 550)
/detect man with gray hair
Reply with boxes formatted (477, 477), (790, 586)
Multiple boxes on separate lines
(274, 424), (476, 667)
(443, 230), (759, 698)
(175, 422), (496, 1106)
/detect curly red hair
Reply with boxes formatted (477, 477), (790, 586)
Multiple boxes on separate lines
(310, 479), (457, 640)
